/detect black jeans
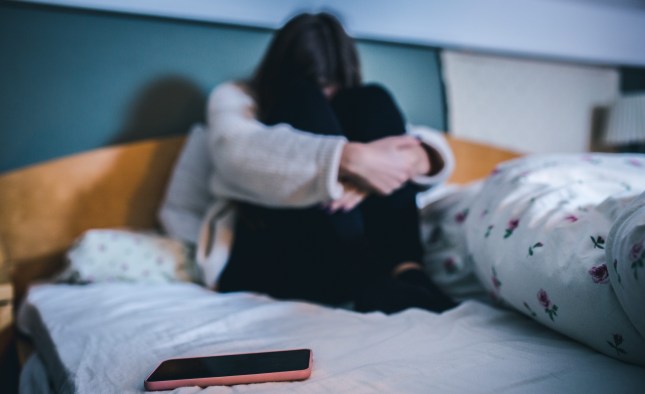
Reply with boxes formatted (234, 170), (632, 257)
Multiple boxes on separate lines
(218, 79), (424, 305)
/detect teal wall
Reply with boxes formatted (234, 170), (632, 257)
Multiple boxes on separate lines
(0, 2), (445, 173)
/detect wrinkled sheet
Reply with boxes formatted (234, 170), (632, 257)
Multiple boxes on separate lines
(18, 282), (645, 393)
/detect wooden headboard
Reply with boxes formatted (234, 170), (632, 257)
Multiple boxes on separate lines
(0, 136), (184, 302)
(0, 135), (520, 302)
(0, 134), (520, 373)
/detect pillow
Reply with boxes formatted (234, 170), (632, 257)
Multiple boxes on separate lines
(464, 154), (645, 366)
(158, 124), (214, 245)
(58, 229), (199, 284)
(419, 183), (488, 303)
(607, 191), (645, 340)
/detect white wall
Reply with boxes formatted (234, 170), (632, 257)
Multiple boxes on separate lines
(18, 0), (645, 67)
(442, 51), (619, 153)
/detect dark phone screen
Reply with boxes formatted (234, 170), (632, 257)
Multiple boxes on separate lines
(147, 349), (311, 382)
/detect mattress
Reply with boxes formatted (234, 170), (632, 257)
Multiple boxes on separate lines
(18, 282), (645, 393)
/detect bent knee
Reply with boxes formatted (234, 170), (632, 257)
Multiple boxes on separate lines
(338, 83), (395, 105)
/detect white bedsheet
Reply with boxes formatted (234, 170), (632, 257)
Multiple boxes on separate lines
(18, 282), (645, 393)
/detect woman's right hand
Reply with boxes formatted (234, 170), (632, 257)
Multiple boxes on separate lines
(339, 135), (421, 195)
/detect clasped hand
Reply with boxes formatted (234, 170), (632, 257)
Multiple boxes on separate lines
(329, 136), (430, 212)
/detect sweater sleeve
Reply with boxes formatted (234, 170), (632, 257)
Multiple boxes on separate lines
(407, 124), (455, 188)
(206, 82), (346, 207)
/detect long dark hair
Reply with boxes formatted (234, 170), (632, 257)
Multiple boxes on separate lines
(249, 12), (362, 121)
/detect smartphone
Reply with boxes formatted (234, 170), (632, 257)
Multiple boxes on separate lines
(144, 348), (313, 391)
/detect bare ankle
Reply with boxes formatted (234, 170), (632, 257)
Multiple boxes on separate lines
(391, 262), (423, 277)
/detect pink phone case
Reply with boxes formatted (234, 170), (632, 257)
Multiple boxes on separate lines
(144, 349), (313, 391)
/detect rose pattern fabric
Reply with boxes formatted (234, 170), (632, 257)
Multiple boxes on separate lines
(588, 264), (609, 284)
(528, 242), (543, 256)
(418, 182), (489, 303)
(564, 215), (578, 223)
(504, 219), (520, 239)
(523, 301), (537, 318)
(607, 334), (627, 356)
(465, 153), (645, 366)
(485, 225), (494, 238)
(454, 208), (469, 224)
(537, 289), (559, 321)
(630, 240), (644, 280)
(605, 192), (645, 352)
(590, 235), (605, 249)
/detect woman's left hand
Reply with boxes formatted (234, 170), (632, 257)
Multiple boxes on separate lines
(327, 183), (368, 213)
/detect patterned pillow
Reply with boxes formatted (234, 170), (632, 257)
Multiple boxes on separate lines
(607, 192), (645, 341)
(464, 154), (645, 366)
(59, 229), (199, 284)
(419, 183), (489, 303)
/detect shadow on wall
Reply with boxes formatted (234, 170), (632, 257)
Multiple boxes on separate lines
(112, 75), (206, 145)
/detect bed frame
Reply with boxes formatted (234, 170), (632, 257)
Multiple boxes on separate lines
(0, 135), (520, 376)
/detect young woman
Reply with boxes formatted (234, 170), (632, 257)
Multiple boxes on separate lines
(203, 12), (456, 313)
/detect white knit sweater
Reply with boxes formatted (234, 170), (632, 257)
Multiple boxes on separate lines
(206, 83), (347, 206)
(196, 82), (455, 287)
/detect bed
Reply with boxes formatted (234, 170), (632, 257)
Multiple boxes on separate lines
(1, 134), (644, 393)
